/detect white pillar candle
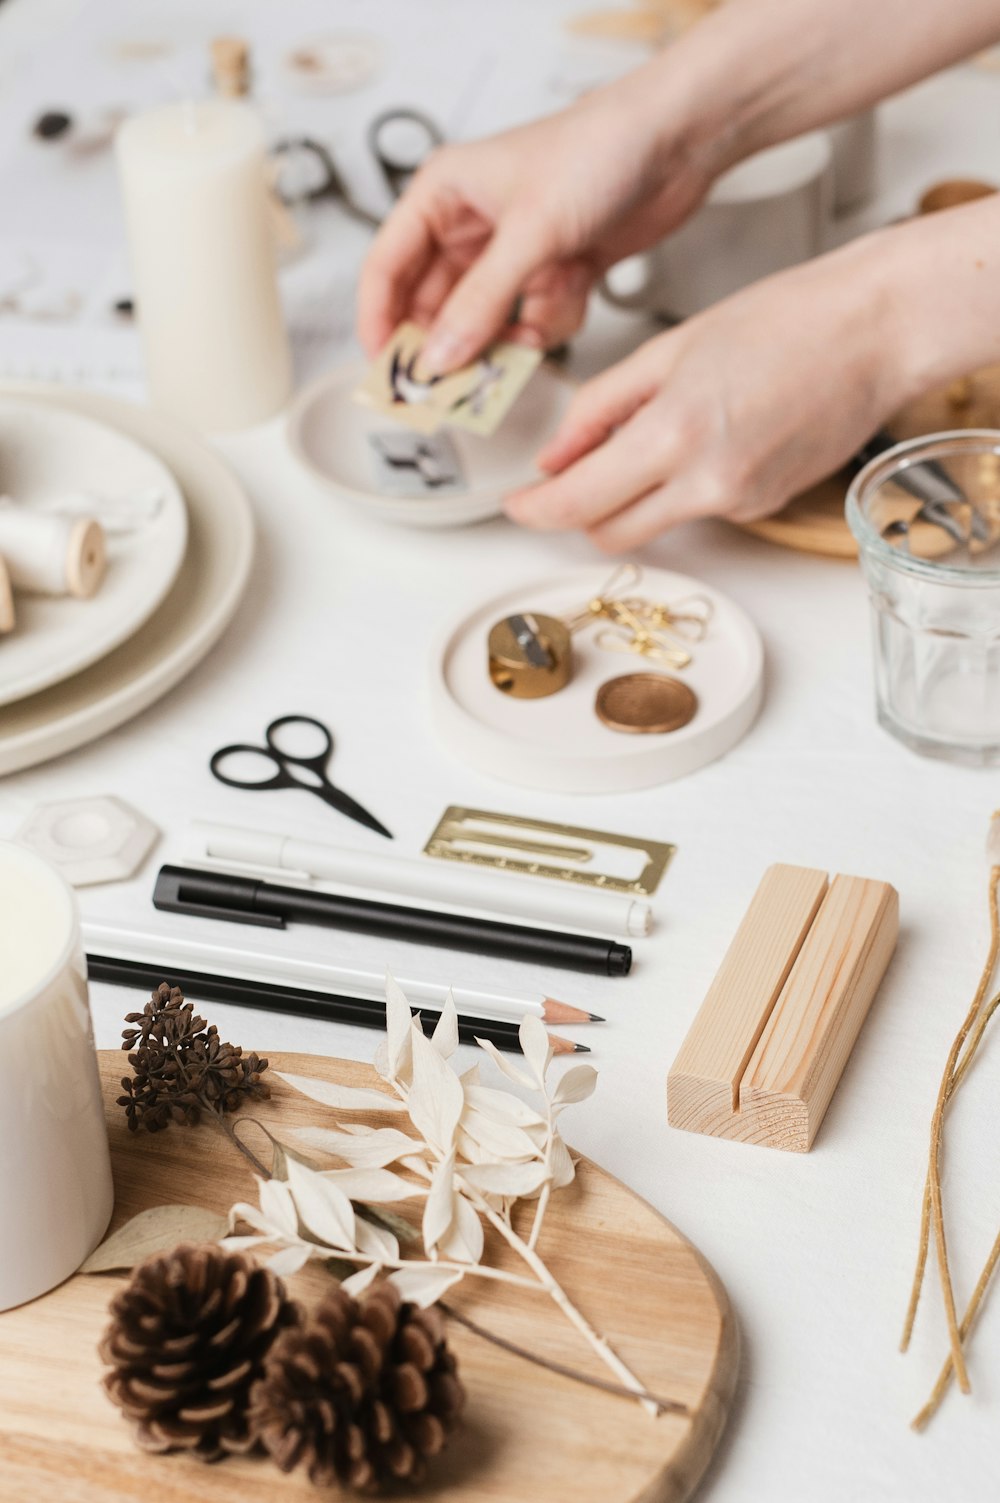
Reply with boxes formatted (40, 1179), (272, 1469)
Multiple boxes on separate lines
(116, 99), (292, 431)
(0, 841), (113, 1310)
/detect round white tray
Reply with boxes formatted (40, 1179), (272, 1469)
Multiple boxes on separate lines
(287, 360), (575, 528)
(0, 386), (254, 778)
(0, 397), (188, 707)
(430, 567), (764, 793)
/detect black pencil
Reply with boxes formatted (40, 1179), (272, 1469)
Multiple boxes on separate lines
(86, 954), (591, 1055)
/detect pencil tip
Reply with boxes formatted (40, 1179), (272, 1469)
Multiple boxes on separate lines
(588, 1012), (606, 1023)
(542, 996), (603, 1025)
(573, 1042), (592, 1053)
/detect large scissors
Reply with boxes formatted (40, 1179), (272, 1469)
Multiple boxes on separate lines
(209, 714), (392, 839)
(271, 107), (444, 228)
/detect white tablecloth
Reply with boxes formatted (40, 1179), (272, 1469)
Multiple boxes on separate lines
(2, 3), (1000, 1498)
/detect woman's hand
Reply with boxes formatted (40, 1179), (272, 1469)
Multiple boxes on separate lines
(357, 0), (1000, 381)
(357, 68), (724, 374)
(505, 236), (909, 552)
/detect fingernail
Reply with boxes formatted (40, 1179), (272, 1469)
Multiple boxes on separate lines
(509, 325), (545, 350)
(421, 328), (468, 374)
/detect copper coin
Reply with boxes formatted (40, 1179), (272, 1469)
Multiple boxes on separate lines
(595, 673), (698, 734)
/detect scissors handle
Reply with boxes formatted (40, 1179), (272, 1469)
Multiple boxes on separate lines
(367, 107), (444, 199)
(265, 714), (334, 772)
(210, 716), (393, 839)
(210, 743), (290, 791)
(269, 135), (381, 228)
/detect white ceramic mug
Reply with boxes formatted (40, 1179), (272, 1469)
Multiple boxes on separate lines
(827, 108), (878, 213)
(601, 131), (833, 321)
(0, 840), (113, 1310)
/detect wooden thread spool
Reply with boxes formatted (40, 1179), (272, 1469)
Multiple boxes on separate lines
(0, 554), (14, 634)
(210, 36), (250, 98)
(209, 36), (303, 258)
(0, 509), (106, 599)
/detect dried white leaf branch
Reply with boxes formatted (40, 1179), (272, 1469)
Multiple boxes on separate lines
(223, 974), (659, 1414)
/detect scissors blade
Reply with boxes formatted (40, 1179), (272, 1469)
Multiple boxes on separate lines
(315, 783), (393, 839)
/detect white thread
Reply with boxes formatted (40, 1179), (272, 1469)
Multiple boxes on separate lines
(40, 487), (164, 534)
(0, 500), (105, 597)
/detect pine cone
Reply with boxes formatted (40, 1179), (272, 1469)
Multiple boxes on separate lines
(100, 1243), (300, 1461)
(249, 1283), (465, 1492)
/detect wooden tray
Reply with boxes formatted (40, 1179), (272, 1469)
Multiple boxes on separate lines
(0, 1052), (738, 1503)
(738, 364), (1000, 558)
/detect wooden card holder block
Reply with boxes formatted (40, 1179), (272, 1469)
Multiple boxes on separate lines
(667, 865), (830, 1131)
(668, 865), (898, 1152)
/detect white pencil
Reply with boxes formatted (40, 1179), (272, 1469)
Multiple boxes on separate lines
(82, 922), (604, 1026)
(186, 820), (652, 938)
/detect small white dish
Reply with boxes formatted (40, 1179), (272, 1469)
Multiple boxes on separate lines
(287, 360), (576, 528)
(430, 567), (764, 793)
(0, 398), (188, 707)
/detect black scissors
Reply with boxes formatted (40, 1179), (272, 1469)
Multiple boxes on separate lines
(209, 715), (392, 839)
(271, 107), (444, 228)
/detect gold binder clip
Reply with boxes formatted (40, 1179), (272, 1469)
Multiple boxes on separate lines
(595, 601), (692, 670)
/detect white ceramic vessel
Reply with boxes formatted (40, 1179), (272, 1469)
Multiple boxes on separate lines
(0, 841), (113, 1310)
(602, 132), (832, 320)
(828, 109), (878, 213)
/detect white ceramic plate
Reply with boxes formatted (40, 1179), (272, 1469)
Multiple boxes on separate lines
(287, 360), (575, 528)
(0, 386), (254, 778)
(0, 398), (188, 706)
(430, 567), (764, 793)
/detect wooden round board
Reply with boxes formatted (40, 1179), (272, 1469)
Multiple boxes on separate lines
(0, 1052), (738, 1503)
(737, 362), (1000, 558)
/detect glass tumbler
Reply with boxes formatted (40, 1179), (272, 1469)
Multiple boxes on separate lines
(847, 430), (1000, 765)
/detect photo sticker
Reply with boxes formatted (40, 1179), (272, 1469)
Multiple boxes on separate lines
(355, 322), (542, 437)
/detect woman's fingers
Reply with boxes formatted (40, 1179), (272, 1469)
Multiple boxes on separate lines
(511, 258), (594, 353)
(357, 195), (437, 355)
(408, 256), (464, 330)
(586, 480), (712, 553)
(535, 345), (665, 474)
(421, 218), (551, 373)
(505, 406), (675, 532)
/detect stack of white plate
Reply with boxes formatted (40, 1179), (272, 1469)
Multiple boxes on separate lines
(0, 387), (255, 777)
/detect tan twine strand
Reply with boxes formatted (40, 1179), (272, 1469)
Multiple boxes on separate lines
(913, 1220), (1000, 1430)
(901, 862), (1000, 1420)
(912, 982), (1000, 1428)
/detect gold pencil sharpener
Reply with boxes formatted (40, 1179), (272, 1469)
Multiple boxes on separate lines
(488, 612), (572, 699)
